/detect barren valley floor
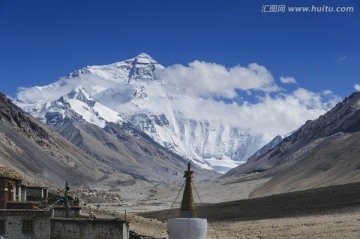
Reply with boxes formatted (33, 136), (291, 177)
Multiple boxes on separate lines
(130, 181), (360, 238)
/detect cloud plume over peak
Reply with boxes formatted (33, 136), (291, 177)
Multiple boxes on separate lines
(161, 60), (280, 98)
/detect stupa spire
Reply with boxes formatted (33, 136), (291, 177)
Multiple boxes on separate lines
(180, 161), (196, 218)
(168, 161), (208, 239)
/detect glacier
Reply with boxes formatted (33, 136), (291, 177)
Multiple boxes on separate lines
(15, 53), (271, 173)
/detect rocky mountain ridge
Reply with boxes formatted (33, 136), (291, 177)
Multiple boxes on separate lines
(0, 93), (216, 189)
(224, 92), (360, 197)
(0, 92), (107, 186)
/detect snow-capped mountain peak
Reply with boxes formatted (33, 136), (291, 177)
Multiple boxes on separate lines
(131, 52), (158, 64)
(15, 53), (269, 173)
(125, 52), (164, 83)
(68, 53), (164, 85)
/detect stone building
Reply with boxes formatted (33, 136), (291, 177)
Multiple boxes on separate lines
(0, 209), (51, 239)
(0, 168), (129, 239)
(0, 168), (48, 209)
(26, 186), (48, 203)
(0, 172), (26, 209)
(50, 218), (129, 239)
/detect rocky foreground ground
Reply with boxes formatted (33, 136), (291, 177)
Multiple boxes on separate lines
(130, 210), (360, 239)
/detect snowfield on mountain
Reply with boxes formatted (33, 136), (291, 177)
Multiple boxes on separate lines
(15, 53), (337, 173)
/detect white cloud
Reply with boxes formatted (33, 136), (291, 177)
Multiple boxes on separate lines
(322, 90), (332, 95)
(292, 88), (322, 109)
(235, 93), (328, 141)
(161, 61), (280, 98)
(354, 84), (360, 91)
(165, 88), (337, 143)
(157, 61), (340, 142)
(280, 76), (297, 84)
(336, 56), (347, 64)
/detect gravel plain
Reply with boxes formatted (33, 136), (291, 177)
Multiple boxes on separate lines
(86, 179), (360, 238)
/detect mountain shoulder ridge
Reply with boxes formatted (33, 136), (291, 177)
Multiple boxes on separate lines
(223, 92), (360, 197)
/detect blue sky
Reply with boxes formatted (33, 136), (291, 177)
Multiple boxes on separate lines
(0, 0), (359, 99)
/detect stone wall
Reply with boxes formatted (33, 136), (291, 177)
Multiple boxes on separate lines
(52, 206), (81, 218)
(50, 218), (128, 239)
(0, 209), (51, 239)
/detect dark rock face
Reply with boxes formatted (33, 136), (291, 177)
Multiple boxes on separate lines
(289, 92), (360, 142)
(0, 93), (106, 187)
(0, 93), (50, 146)
(223, 92), (360, 196)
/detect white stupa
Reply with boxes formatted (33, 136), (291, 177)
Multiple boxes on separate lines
(167, 162), (208, 239)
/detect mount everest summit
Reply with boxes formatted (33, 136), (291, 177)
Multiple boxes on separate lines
(15, 53), (317, 173)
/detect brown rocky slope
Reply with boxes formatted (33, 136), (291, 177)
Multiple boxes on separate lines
(0, 93), (215, 188)
(224, 92), (360, 197)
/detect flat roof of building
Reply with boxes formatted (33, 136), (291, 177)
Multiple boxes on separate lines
(51, 217), (127, 224)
